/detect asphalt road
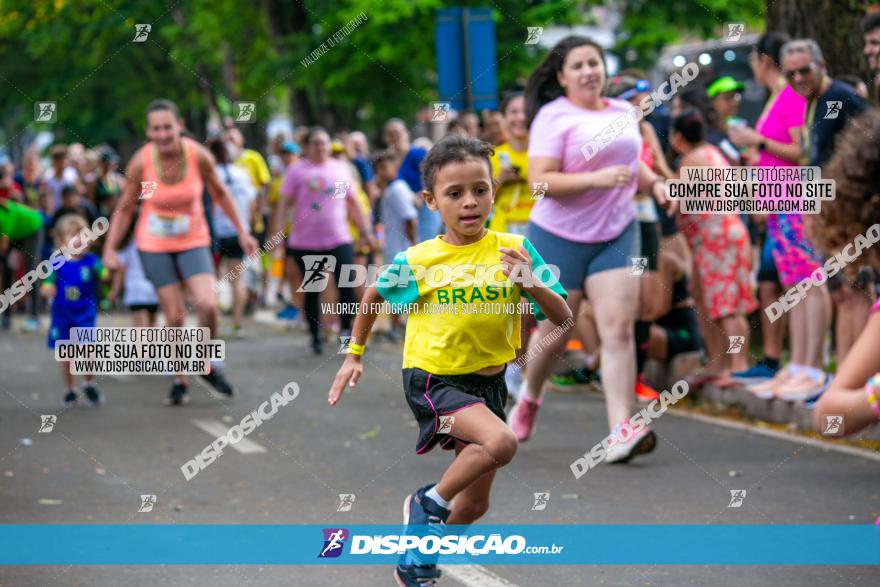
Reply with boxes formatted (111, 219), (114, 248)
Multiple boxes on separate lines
(0, 312), (878, 586)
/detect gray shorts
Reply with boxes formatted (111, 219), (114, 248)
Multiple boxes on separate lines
(527, 220), (639, 293)
(138, 247), (214, 289)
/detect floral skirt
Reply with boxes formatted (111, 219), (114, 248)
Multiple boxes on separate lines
(679, 214), (758, 321)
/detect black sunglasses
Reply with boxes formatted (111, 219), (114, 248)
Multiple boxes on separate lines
(784, 64), (815, 80)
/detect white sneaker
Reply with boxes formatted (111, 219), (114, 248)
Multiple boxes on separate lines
(604, 418), (657, 464)
(777, 374), (831, 402)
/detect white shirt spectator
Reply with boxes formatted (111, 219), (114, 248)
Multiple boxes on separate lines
(118, 241), (158, 306)
(381, 178), (418, 260)
(212, 164), (256, 238)
(43, 167), (78, 212)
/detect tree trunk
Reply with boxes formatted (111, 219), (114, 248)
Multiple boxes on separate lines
(291, 88), (315, 126)
(221, 44), (238, 102)
(766, 0), (872, 81)
(263, 0), (315, 126)
(166, 1), (221, 136)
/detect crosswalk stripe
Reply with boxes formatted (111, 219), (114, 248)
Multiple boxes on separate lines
(441, 565), (522, 587)
(190, 418), (267, 454)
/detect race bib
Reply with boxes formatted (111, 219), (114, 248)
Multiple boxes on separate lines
(147, 213), (190, 238)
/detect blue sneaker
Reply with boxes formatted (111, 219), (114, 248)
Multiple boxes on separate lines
(393, 564), (440, 586)
(403, 484), (449, 528)
(731, 361), (777, 383)
(275, 304), (299, 320)
(399, 484), (449, 574)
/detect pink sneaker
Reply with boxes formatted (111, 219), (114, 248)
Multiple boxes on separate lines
(510, 396), (540, 442)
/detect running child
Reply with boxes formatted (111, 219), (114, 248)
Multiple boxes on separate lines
(42, 214), (106, 407)
(327, 135), (571, 586)
(108, 215), (159, 328)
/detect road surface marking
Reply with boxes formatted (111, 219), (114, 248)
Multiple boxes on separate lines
(191, 419), (267, 454)
(441, 565), (521, 587)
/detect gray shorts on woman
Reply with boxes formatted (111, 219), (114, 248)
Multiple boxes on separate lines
(138, 247), (214, 289)
(526, 220), (639, 292)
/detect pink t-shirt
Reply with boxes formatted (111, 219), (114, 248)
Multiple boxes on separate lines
(528, 96), (641, 243)
(756, 85), (805, 168)
(280, 158), (355, 250)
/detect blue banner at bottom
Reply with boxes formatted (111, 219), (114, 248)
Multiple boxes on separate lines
(0, 525), (878, 565)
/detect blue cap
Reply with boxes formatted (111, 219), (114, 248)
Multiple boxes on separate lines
(281, 142), (301, 155)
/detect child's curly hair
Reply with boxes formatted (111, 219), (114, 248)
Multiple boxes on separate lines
(809, 109), (880, 268)
(420, 134), (495, 193)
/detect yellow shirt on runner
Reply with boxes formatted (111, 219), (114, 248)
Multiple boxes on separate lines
(236, 149), (271, 188)
(236, 149), (271, 233)
(376, 230), (566, 375)
(341, 159), (372, 254)
(488, 144), (532, 235)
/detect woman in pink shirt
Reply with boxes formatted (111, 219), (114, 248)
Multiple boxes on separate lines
(272, 127), (375, 355)
(103, 99), (258, 406)
(508, 36), (672, 464)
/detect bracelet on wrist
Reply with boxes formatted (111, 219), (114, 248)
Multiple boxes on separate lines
(865, 374), (880, 419)
(348, 343), (365, 356)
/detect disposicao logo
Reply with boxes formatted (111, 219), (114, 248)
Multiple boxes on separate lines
(318, 528), (349, 558)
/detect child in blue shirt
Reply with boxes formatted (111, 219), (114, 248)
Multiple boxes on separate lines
(42, 215), (106, 406)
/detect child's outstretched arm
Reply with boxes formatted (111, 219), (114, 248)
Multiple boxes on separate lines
(814, 311), (880, 435)
(328, 286), (382, 406)
(500, 245), (572, 326)
(39, 270), (57, 300)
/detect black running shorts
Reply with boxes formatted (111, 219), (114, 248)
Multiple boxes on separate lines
(402, 367), (508, 455)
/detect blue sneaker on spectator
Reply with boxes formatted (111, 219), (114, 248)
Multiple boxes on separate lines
(732, 361), (778, 383)
(275, 304), (299, 320)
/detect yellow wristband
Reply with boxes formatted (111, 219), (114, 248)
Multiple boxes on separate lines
(348, 343), (365, 356)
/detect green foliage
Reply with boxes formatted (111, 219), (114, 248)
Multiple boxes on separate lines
(0, 0), (764, 151)
(616, 0), (765, 67)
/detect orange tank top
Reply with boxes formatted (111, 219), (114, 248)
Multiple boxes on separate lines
(135, 137), (209, 253)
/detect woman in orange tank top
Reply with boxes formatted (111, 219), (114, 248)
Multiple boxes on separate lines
(102, 99), (258, 406)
